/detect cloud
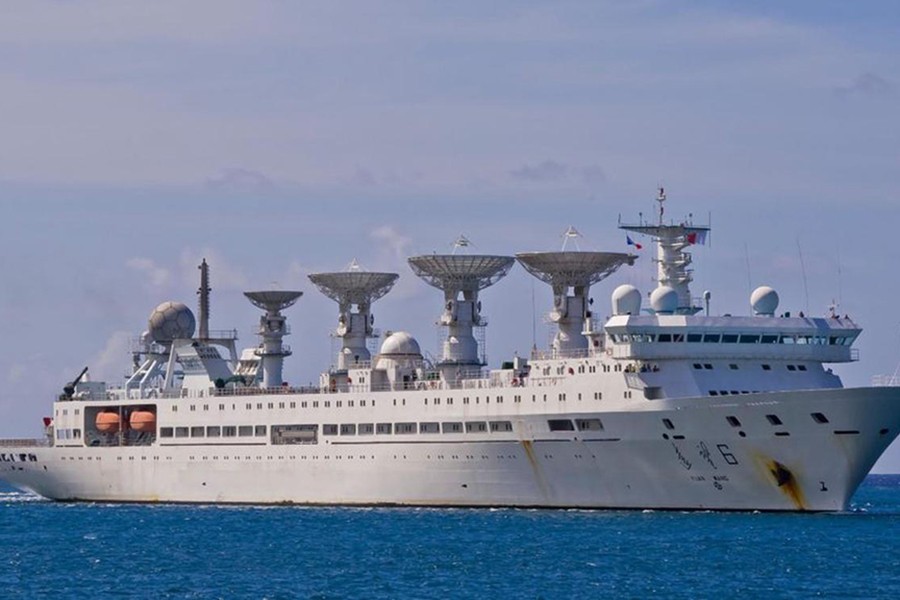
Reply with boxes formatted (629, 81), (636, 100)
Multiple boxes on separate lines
(834, 72), (893, 97)
(88, 330), (133, 383)
(510, 160), (568, 183)
(370, 225), (412, 263)
(178, 248), (249, 291)
(126, 257), (171, 288)
(205, 167), (275, 193)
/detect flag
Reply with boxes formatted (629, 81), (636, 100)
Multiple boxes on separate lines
(626, 235), (642, 250)
(686, 230), (707, 245)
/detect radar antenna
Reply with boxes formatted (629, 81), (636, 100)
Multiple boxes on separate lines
(309, 261), (399, 370)
(517, 239), (635, 355)
(409, 242), (514, 381)
(243, 290), (303, 388)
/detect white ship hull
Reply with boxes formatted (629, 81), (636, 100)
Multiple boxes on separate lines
(4, 386), (899, 511)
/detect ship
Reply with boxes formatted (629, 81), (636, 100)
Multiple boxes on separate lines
(2, 191), (899, 511)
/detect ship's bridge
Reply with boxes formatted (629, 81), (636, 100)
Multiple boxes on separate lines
(603, 314), (861, 363)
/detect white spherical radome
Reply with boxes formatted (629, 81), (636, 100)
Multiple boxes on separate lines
(650, 286), (679, 314)
(148, 301), (196, 342)
(611, 284), (642, 316)
(379, 331), (422, 356)
(751, 286), (779, 316)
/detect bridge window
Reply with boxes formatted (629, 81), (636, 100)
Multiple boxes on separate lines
(762, 364), (772, 371)
(340, 424), (356, 435)
(442, 422), (463, 433)
(465, 421), (487, 433)
(687, 334), (702, 343)
(811, 412), (829, 424)
(576, 418), (604, 431)
(160, 427), (173, 438)
(358, 423), (374, 435)
(420, 422), (440, 434)
(703, 334), (721, 343)
(191, 427), (205, 437)
(207, 426), (221, 437)
(766, 414), (783, 426)
(548, 419), (575, 432)
(490, 421), (513, 432)
(395, 422), (416, 434)
(761, 335), (778, 344)
(662, 418), (675, 430)
(739, 335), (760, 344)
(376, 423), (392, 435)
(721, 334), (738, 343)
(726, 416), (741, 427)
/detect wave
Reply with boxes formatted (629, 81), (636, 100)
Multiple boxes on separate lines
(0, 491), (45, 503)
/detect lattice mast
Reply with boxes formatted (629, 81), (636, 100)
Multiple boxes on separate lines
(619, 188), (710, 313)
(308, 260), (398, 370)
(197, 258), (211, 341)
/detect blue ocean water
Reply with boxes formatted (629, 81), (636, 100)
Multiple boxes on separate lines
(2, 477), (899, 599)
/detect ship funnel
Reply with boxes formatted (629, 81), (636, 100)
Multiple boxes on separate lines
(308, 260), (399, 369)
(243, 290), (302, 388)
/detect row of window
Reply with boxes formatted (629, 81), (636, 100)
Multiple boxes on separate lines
(613, 333), (853, 346)
(320, 420), (516, 436)
(692, 363), (807, 372)
(160, 425), (268, 439)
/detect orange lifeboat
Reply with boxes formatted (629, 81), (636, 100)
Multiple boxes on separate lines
(95, 411), (121, 433)
(129, 411), (157, 433)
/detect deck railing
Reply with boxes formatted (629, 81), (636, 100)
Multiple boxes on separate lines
(0, 439), (50, 447)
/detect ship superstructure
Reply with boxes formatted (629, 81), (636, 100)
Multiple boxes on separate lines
(2, 193), (899, 511)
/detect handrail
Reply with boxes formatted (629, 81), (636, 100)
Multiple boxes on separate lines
(0, 439), (50, 447)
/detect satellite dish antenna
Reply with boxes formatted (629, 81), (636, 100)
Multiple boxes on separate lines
(409, 244), (514, 375)
(243, 290), (303, 388)
(517, 250), (635, 354)
(309, 263), (399, 370)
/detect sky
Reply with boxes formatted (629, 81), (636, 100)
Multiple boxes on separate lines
(0, 1), (899, 470)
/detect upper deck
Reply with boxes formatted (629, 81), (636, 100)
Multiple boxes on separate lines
(604, 314), (860, 362)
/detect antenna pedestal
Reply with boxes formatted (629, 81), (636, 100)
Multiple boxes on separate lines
(244, 291), (302, 388)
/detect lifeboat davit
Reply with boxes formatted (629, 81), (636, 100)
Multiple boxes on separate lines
(129, 411), (156, 433)
(95, 411), (121, 433)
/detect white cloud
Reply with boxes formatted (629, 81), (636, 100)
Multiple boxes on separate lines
(178, 248), (249, 291)
(126, 257), (171, 288)
(87, 330), (133, 383)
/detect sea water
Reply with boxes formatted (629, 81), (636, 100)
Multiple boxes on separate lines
(1, 476), (899, 599)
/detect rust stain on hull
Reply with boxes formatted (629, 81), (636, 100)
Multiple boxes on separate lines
(520, 440), (550, 499)
(768, 460), (807, 510)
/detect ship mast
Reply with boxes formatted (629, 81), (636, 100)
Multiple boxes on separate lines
(620, 188), (710, 314)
